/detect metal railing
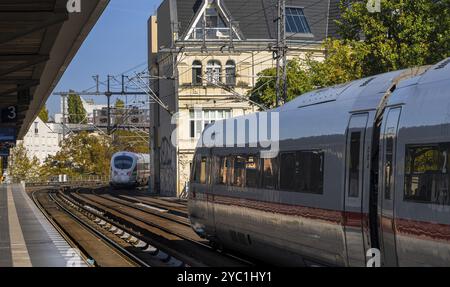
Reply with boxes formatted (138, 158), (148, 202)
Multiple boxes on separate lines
(25, 175), (110, 187)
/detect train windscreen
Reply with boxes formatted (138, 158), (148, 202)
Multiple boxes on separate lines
(114, 156), (133, 170)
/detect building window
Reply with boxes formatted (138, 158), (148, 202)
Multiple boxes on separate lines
(405, 143), (450, 205)
(285, 7), (311, 34)
(206, 60), (222, 84)
(34, 122), (38, 135)
(189, 109), (231, 139)
(188, 1), (238, 40)
(225, 60), (236, 86)
(192, 60), (203, 85)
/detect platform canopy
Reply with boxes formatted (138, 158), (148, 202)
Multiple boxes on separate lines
(0, 0), (109, 148)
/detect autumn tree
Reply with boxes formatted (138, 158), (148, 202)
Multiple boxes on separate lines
(38, 105), (49, 122)
(111, 130), (149, 154)
(41, 132), (111, 178)
(67, 91), (87, 124)
(8, 143), (40, 183)
(115, 99), (125, 109)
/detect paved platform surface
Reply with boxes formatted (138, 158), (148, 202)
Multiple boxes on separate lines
(0, 184), (87, 267)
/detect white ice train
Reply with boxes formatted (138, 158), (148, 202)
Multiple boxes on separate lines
(110, 152), (150, 187)
(188, 57), (450, 266)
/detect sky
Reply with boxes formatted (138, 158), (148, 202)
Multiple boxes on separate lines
(47, 0), (162, 117)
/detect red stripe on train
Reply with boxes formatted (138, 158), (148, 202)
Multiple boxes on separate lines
(192, 193), (450, 243)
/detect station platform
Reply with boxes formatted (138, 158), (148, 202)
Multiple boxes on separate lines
(0, 184), (86, 267)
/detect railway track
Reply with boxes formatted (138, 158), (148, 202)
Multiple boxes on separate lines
(32, 189), (142, 267)
(32, 189), (190, 267)
(61, 187), (255, 267)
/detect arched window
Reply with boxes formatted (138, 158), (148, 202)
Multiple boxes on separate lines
(192, 60), (203, 86)
(206, 60), (222, 84)
(225, 60), (236, 86)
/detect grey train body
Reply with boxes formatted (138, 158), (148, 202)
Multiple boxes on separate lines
(188, 58), (450, 266)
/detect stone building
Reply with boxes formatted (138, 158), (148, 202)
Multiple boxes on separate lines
(148, 0), (341, 196)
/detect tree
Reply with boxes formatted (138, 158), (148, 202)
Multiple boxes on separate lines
(337, 0), (450, 75)
(115, 99), (125, 109)
(249, 60), (313, 109)
(111, 130), (149, 154)
(249, 0), (450, 107)
(67, 91), (87, 124)
(38, 105), (49, 122)
(40, 132), (111, 178)
(8, 143), (40, 183)
(249, 40), (366, 108)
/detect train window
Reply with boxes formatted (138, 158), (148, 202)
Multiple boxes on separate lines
(404, 144), (450, 205)
(232, 156), (246, 187)
(114, 156), (133, 170)
(217, 157), (231, 185)
(348, 132), (361, 198)
(297, 151), (324, 194)
(384, 108), (401, 200)
(192, 155), (200, 182)
(200, 157), (208, 184)
(262, 157), (278, 190)
(280, 153), (296, 191)
(245, 156), (259, 188)
(384, 136), (394, 200)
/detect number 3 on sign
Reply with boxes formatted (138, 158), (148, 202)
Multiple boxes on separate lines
(1, 106), (18, 123)
(7, 106), (16, 120)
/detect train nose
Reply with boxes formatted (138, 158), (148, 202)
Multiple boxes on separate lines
(114, 174), (130, 183)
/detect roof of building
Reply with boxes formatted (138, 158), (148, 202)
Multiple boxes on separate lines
(169, 0), (341, 42)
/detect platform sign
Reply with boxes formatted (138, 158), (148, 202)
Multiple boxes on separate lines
(1, 106), (18, 123)
(0, 128), (16, 142)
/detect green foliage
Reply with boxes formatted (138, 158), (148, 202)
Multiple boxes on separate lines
(40, 132), (111, 178)
(8, 143), (40, 183)
(111, 130), (150, 154)
(115, 99), (125, 109)
(250, 40), (366, 108)
(250, 0), (450, 108)
(67, 92), (87, 124)
(337, 0), (450, 75)
(38, 106), (49, 123)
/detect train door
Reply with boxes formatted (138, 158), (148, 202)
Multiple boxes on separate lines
(344, 113), (369, 266)
(379, 107), (401, 266)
